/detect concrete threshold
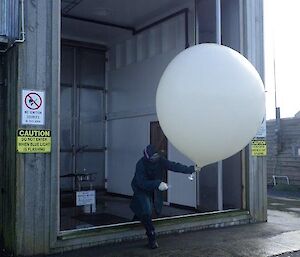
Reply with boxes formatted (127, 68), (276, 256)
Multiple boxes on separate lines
(53, 210), (251, 252)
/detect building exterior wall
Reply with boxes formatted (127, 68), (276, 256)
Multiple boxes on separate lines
(10, 1), (60, 255)
(0, 0), (19, 39)
(267, 118), (300, 185)
(244, 0), (267, 223)
(0, 0), (266, 255)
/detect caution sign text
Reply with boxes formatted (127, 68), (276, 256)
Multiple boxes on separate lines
(17, 129), (51, 153)
(251, 140), (267, 156)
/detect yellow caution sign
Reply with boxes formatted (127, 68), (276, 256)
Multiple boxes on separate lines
(17, 129), (51, 153)
(251, 140), (267, 156)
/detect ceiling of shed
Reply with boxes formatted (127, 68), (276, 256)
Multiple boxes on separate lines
(61, 0), (187, 46)
(61, 0), (184, 27)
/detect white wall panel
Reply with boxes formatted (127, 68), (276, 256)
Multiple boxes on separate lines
(168, 144), (197, 207)
(107, 14), (188, 196)
(149, 27), (162, 58)
(115, 43), (126, 69)
(125, 38), (137, 65)
(107, 116), (155, 195)
(137, 33), (148, 62)
(162, 20), (178, 52)
(107, 48), (183, 195)
(108, 49), (180, 115)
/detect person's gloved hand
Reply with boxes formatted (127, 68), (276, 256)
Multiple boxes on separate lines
(158, 182), (168, 191)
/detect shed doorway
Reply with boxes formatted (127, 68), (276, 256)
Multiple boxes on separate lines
(59, 0), (245, 232)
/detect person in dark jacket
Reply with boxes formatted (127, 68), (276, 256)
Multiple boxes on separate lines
(130, 144), (196, 249)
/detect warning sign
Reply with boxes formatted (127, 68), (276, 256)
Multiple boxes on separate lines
(251, 140), (267, 156)
(255, 118), (266, 138)
(17, 129), (51, 153)
(76, 190), (96, 206)
(22, 90), (45, 125)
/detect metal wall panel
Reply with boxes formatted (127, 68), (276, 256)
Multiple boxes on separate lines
(196, 0), (216, 43)
(0, 0), (7, 36)
(243, 0), (266, 222)
(107, 42), (184, 196)
(107, 116), (154, 195)
(0, 0), (19, 40)
(168, 146), (196, 208)
(221, 0), (241, 52)
(14, 0), (61, 255)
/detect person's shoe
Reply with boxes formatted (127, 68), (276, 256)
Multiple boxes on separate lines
(148, 240), (158, 249)
(147, 231), (158, 249)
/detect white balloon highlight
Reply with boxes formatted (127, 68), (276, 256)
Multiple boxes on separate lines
(156, 43), (265, 168)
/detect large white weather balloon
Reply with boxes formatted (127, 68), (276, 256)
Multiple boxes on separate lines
(156, 43), (265, 168)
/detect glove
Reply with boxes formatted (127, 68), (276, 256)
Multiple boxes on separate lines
(158, 182), (168, 191)
(194, 165), (202, 172)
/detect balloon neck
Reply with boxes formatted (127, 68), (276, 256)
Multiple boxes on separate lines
(195, 164), (202, 172)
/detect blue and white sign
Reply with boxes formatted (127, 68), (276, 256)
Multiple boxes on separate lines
(22, 89), (45, 125)
(255, 117), (266, 138)
(76, 190), (96, 206)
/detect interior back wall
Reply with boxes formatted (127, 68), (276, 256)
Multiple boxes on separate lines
(107, 14), (187, 196)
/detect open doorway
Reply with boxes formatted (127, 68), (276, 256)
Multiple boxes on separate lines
(59, 0), (245, 232)
(150, 121), (168, 203)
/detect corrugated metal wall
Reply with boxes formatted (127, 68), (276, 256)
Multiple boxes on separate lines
(0, 0), (7, 36)
(244, 0), (266, 223)
(13, 1), (60, 255)
(267, 118), (300, 185)
(0, 47), (18, 254)
(0, 0), (19, 40)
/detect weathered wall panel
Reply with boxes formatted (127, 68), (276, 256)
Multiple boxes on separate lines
(14, 0), (60, 255)
(244, 0), (267, 222)
(0, 1), (7, 36)
(0, 0), (19, 40)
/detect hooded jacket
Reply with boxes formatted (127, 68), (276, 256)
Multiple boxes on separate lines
(130, 145), (195, 218)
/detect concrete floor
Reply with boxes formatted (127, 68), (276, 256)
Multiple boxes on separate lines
(46, 189), (300, 257)
(60, 192), (197, 230)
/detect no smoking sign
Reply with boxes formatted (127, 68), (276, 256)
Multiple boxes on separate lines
(22, 90), (45, 125)
(25, 92), (42, 110)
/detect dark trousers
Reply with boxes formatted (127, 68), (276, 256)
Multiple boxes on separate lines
(133, 215), (155, 235)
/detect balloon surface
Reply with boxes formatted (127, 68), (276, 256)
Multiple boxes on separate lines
(156, 43), (265, 168)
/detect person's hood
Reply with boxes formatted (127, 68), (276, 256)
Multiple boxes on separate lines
(143, 144), (158, 160)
